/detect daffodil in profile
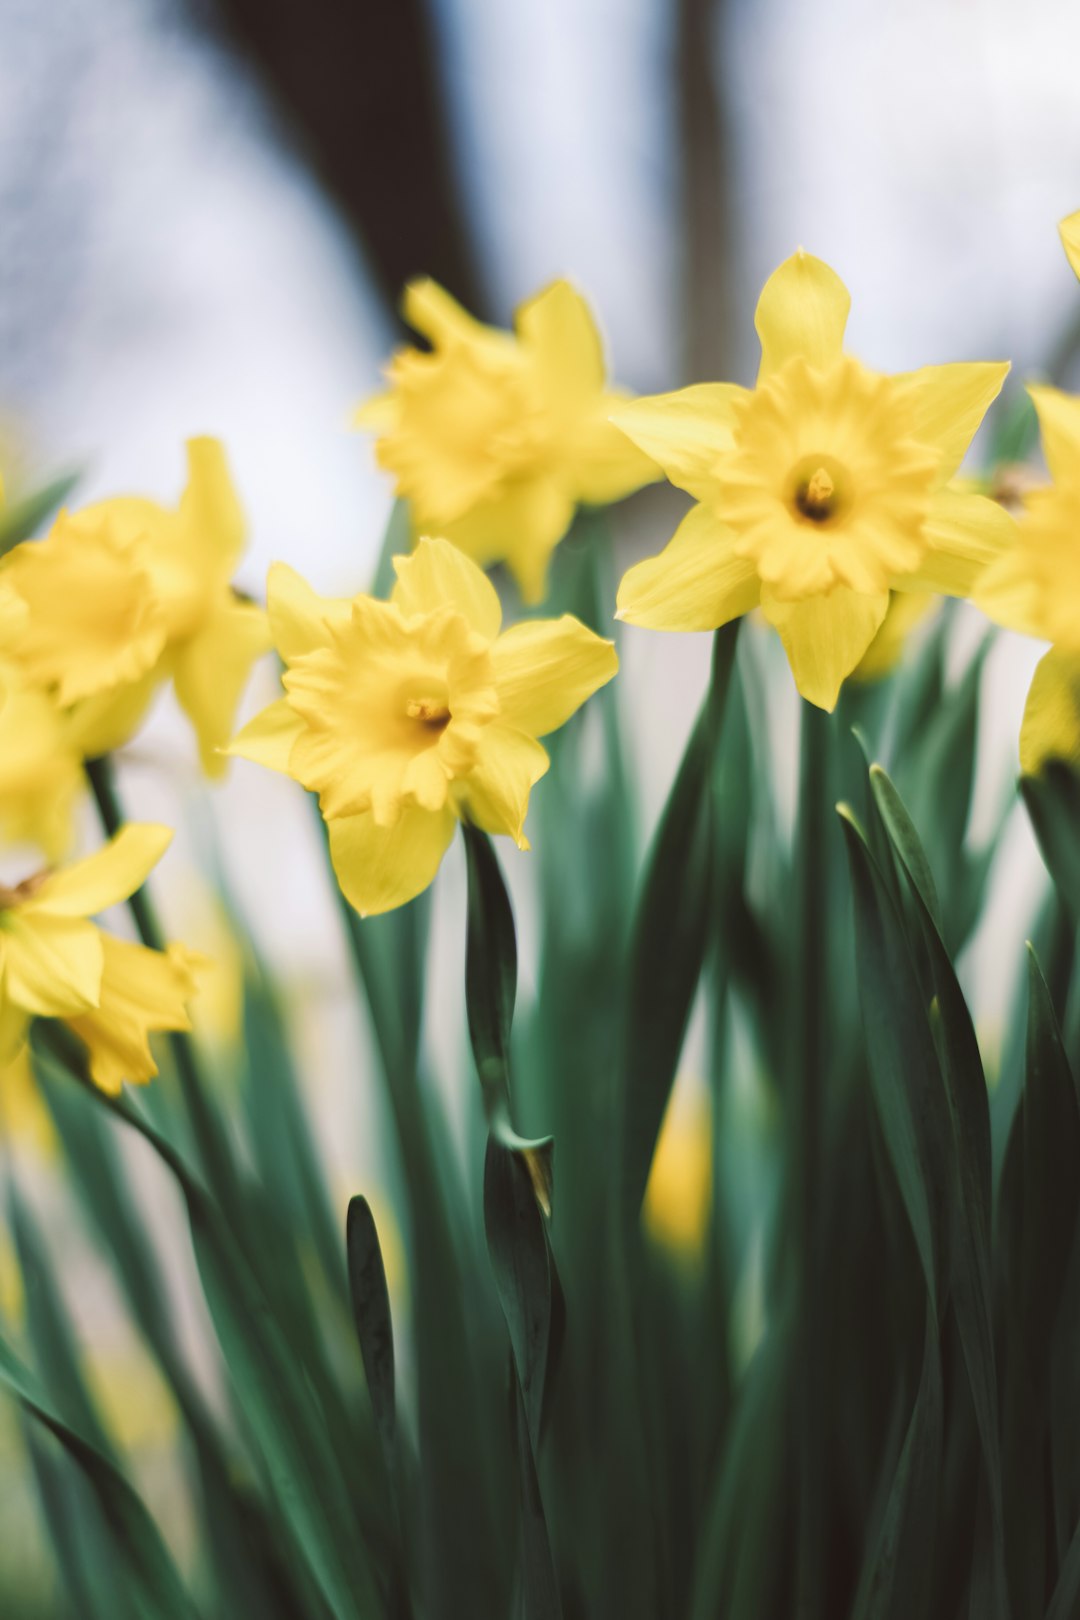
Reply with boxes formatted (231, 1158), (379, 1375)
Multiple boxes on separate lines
(3, 439), (269, 772)
(230, 537), (618, 915)
(614, 251), (1012, 710)
(355, 280), (658, 604)
(969, 209), (1080, 772)
(0, 823), (200, 1094)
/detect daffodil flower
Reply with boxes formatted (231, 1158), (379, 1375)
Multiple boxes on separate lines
(0, 823), (200, 1094)
(974, 212), (1080, 773)
(230, 537), (619, 915)
(355, 279), (659, 605)
(613, 251), (1012, 710)
(3, 439), (270, 773)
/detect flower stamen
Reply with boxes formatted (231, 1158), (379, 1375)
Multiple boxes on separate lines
(405, 696), (452, 731)
(795, 465), (837, 523)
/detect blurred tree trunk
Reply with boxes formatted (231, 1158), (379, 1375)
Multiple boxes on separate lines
(199, 0), (484, 321)
(677, 0), (735, 382)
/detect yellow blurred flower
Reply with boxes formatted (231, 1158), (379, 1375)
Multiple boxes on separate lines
(355, 279), (659, 604)
(853, 591), (938, 683)
(230, 537), (618, 915)
(644, 1081), (712, 1261)
(0, 659), (86, 860)
(3, 439), (269, 773)
(0, 1044), (55, 1158)
(614, 250), (1011, 710)
(0, 824), (200, 1094)
(975, 211), (1080, 772)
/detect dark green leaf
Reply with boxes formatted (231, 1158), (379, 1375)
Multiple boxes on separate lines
(347, 1196), (397, 1469)
(1022, 765), (1080, 917)
(619, 622), (740, 1227)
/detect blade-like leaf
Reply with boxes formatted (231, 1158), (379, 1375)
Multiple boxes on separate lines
(619, 622), (740, 1227)
(0, 1332), (198, 1620)
(347, 1196), (397, 1471)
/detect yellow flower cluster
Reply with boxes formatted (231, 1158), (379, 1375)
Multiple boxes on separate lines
(0, 439), (265, 1122)
(2, 213), (1079, 1129)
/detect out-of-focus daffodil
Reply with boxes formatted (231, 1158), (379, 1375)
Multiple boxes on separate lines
(0, 1045), (55, 1158)
(974, 211), (1080, 773)
(853, 591), (938, 683)
(0, 661), (86, 859)
(644, 1081), (712, 1261)
(230, 537), (618, 915)
(3, 439), (269, 772)
(355, 280), (659, 604)
(0, 824), (200, 1093)
(613, 251), (1011, 710)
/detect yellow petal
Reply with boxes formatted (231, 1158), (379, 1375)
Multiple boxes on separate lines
(6, 520), (169, 704)
(31, 825), (173, 920)
(974, 546), (1045, 639)
(1, 913), (103, 1016)
(903, 487), (1016, 598)
(760, 586), (889, 711)
(516, 279), (605, 405)
(66, 935), (199, 1095)
(899, 362), (1009, 483)
(227, 698), (304, 773)
(1029, 385), (1080, 486)
(853, 591), (937, 682)
(439, 478), (576, 607)
(1060, 210), (1080, 284)
(267, 562), (352, 660)
(328, 804), (457, 917)
(391, 535), (502, 639)
(608, 385), (745, 502)
(178, 437), (246, 577)
(570, 398), (663, 505)
(492, 615), (617, 737)
(1019, 647), (1080, 774)
(616, 503), (760, 631)
(401, 278), (488, 347)
(66, 670), (161, 760)
(755, 250), (851, 379)
(173, 599), (271, 777)
(458, 725), (549, 848)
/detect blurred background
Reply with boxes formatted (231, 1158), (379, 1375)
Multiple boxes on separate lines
(3, 0), (1080, 1602)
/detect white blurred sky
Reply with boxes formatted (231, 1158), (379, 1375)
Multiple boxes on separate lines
(2, 0), (1079, 1054)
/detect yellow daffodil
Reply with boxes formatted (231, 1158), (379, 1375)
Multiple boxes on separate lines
(976, 213), (1080, 772)
(0, 660), (86, 859)
(355, 279), (659, 604)
(0, 824), (200, 1094)
(230, 537), (618, 915)
(2, 439), (270, 772)
(644, 1081), (712, 1261)
(613, 251), (1012, 710)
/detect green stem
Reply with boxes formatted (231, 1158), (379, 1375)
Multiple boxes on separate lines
(83, 755), (239, 1218)
(793, 699), (829, 1620)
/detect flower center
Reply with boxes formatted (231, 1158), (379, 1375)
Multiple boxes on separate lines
(789, 455), (847, 526)
(0, 870), (48, 911)
(405, 695), (451, 731)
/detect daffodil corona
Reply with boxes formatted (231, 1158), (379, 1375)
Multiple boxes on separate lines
(0, 824), (200, 1093)
(977, 212), (1080, 772)
(614, 251), (1012, 710)
(2, 439), (269, 772)
(355, 280), (658, 604)
(230, 538), (619, 915)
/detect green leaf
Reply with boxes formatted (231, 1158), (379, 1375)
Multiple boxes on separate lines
(618, 622), (740, 1227)
(1021, 765), (1080, 916)
(371, 498), (412, 599)
(852, 1316), (943, 1620)
(0, 1332), (198, 1620)
(36, 1033), (383, 1620)
(999, 949), (1080, 1619)
(463, 822), (553, 1214)
(346, 1196), (397, 1471)
(838, 807), (947, 1315)
(0, 470), (80, 554)
(1046, 1513), (1080, 1620)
